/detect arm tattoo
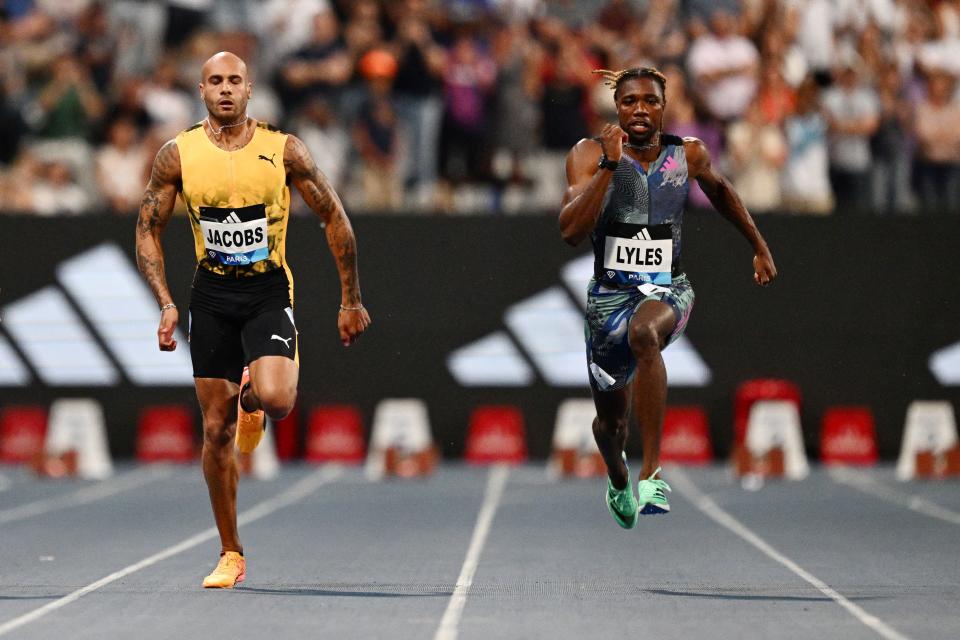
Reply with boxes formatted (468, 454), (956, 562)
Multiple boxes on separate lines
(285, 135), (362, 304)
(135, 141), (181, 306)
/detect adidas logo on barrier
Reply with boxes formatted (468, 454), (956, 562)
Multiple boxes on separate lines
(0, 243), (192, 387)
(465, 406), (527, 464)
(446, 254), (712, 388)
(661, 407), (713, 465)
(820, 407), (878, 466)
(305, 405), (366, 464)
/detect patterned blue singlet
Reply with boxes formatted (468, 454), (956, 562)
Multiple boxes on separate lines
(585, 133), (696, 392)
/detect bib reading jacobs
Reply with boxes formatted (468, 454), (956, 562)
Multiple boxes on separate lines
(199, 204), (269, 266)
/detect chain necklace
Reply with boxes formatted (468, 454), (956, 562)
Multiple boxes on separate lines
(624, 132), (661, 152)
(205, 116), (248, 137)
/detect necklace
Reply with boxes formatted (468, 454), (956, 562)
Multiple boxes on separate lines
(205, 116), (248, 137)
(624, 131), (661, 152)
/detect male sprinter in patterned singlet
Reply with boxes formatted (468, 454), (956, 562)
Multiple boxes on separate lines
(559, 67), (777, 528)
(135, 52), (370, 586)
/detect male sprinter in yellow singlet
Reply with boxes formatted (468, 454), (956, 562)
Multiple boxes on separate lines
(135, 52), (371, 588)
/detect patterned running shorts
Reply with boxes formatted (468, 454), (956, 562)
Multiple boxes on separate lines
(584, 274), (695, 392)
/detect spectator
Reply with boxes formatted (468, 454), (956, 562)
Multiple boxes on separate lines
(660, 64), (722, 210)
(821, 61), (880, 215)
(252, 0), (330, 76)
(912, 69), (960, 214)
(32, 53), (105, 141)
(871, 63), (916, 215)
(685, 9), (759, 123)
(74, 1), (116, 93)
(139, 58), (194, 139)
(390, 4), (446, 208)
(756, 58), (797, 126)
(788, 0), (836, 83)
(0, 86), (26, 166)
(490, 21), (541, 189)
(95, 117), (149, 214)
(538, 19), (595, 151)
(781, 76), (833, 214)
(439, 32), (496, 187)
(103, 77), (154, 137)
(724, 101), (788, 213)
(30, 160), (91, 216)
(352, 49), (402, 211)
(293, 97), (349, 193)
(279, 9), (352, 111)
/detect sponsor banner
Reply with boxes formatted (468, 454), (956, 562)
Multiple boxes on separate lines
(0, 213), (958, 459)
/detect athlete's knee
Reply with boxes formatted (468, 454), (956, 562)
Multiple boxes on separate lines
(628, 322), (664, 359)
(593, 416), (628, 439)
(203, 418), (236, 452)
(255, 381), (297, 420)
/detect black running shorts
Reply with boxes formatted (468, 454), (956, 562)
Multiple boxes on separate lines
(188, 267), (298, 382)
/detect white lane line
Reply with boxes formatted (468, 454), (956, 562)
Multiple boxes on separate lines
(670, 468), (913, 640)
(0, 466), (173, 525)
(434, 464), (510, 640)
(0, 465), (342, 638)
(828, 467), (960, 527)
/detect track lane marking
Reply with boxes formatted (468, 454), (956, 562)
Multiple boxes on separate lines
(0, 466), (172, 525)
(828, 467), (960, 526)
(434, 464), (510, 640)
(0, 465), (343, 637)
(671, 468), (913, 640)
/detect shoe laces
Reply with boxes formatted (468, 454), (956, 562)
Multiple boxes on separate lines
(640, 466), (672, 498)
(608, 478), (635, 510)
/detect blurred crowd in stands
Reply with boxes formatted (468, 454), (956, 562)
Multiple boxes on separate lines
(0, 0), (958, 216)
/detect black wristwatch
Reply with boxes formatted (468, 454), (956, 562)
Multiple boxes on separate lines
(598, 153), (619, 171)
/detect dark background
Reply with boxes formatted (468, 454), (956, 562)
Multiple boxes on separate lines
(1, 212), (957, 460)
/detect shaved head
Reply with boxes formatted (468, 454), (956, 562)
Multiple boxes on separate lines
(201, 51), (248, 83)
(198, 51), (252, 125)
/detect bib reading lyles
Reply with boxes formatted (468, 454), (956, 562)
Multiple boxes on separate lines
(601, 221), (673, 286)
(199, 204), (269, 266)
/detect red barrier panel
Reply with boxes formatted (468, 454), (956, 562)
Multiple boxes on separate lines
(661, 406), (713, 465)
(0, 406), (47, 463)
(305, 405), (365, 464)
(465, 405), (527, 464)
(136, 405), (196, 463)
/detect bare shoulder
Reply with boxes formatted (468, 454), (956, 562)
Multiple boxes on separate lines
(283, 134), (313, 177)
(682, 136), (711, 176)
(150, 139), (181, 184)
(566, 137), (603, 181)
(569, 137), (602, 161)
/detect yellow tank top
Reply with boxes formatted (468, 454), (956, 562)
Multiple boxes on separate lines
(176, 121), (293, 290)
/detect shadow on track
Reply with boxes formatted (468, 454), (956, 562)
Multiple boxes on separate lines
(235, 584), (452, 599)
(647, 589), (887, 603)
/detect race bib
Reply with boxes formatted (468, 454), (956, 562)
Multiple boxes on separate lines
(199, 204), (269, 266)
(600, 223), (673, 286)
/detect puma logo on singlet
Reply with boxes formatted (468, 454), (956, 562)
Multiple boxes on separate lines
(271, 334), (292, 348)
(258, 153), (276, 167)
